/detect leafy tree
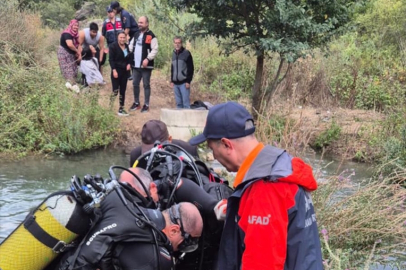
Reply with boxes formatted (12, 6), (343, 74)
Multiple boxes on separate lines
(40, 0), (76, 28)
(170, 0), (355, 116)
(355, 0), (406, 54)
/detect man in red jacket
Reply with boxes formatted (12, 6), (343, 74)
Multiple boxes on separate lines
(189, 101), (323, 270)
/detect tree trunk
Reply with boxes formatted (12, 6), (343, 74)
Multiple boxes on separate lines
(264, 58), (285, 103)
(251, 53), (264, 120)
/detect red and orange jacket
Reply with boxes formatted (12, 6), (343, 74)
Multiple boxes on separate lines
(217, 144), (323, 270)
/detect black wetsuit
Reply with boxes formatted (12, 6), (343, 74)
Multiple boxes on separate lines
(59, 190), (172, 270)
(170, 178), (227, 270)
(112, 242), (172, 270)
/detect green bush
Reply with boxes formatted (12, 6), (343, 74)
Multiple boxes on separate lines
(207, 60), (255, 100)
(314, 121), (341, 149)
(0, 59), (118, 155)
(40, 0), (76, 29)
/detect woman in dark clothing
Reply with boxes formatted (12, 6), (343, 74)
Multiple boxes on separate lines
(57, 19), (81, 92)
(109, 32), (131, 116)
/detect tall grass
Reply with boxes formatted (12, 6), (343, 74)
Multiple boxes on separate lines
(314, 167), (406, 269)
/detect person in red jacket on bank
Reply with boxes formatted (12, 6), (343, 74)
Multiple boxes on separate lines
(189, 101), (323, 270)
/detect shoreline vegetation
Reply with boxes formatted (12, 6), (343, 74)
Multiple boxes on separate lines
(2, 0), (406, 268)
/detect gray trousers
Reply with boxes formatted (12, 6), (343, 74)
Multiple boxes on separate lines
(132, 68), (152, 106)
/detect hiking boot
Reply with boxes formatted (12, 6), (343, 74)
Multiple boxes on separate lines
(118, 108), (129, 116)
(130, 103), (140, 111)
(141, 104), (149, 113)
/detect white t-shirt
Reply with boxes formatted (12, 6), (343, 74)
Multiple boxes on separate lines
(134, 33), (143, 68)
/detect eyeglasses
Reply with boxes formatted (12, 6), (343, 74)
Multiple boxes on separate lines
(169, 204), (199, 253)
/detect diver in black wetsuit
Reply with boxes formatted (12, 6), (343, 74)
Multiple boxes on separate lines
(119, 166), (230, 270)
(58, 189), (203, 270)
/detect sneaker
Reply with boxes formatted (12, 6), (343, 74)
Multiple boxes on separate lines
(141, 104), (149, 113)
(128, 76), (133, 81)
(112, 89), (119, 96)
(130, 103), (140, 111)
(118, 108), (129, 116)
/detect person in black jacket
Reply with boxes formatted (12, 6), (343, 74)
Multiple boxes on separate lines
(170, 36), (194, 109)
(109, 32), (131, 116)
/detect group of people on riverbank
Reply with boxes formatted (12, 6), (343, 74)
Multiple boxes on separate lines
(57, 1), (194, 116)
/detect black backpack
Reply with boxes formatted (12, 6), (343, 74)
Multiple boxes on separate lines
(190, 100), (208, 110)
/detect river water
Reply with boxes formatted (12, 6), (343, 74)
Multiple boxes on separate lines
(0, 149), (397, 269)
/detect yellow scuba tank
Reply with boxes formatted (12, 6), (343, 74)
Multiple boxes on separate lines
(0, 191), (90, 270)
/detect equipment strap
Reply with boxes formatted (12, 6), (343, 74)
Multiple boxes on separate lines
(23, 214), (67, 253)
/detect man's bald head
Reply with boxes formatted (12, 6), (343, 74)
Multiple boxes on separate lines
(161, 202), (203, 252)
(119, 168), (158, 202)
(179, 202), (203, 237)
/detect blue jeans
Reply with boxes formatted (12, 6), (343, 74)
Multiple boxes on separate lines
(173, 83), (190, 109)
(132, 68), (152, 105)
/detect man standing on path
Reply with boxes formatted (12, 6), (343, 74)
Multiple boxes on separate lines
(129, 16), (158, 113)
(189, 101), (324, 270)
(170, 36), (194, 109)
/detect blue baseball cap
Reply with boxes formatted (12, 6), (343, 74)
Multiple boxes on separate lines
(189, 102), (255, 145)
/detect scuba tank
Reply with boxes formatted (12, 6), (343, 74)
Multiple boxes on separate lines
(0, 191), (90, 270)
(0, 166), (161, 270)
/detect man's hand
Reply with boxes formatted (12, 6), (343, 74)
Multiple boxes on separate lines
(185, 83), (190, 89)
(126, 64), (131, 71)
(113, 69), (118, 78)
(142, 59), (149, 68)
(214, 199), (227, 221)
(170, 82), (174, 88)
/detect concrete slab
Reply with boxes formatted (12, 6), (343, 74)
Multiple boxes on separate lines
(160, 108), (208, 141)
